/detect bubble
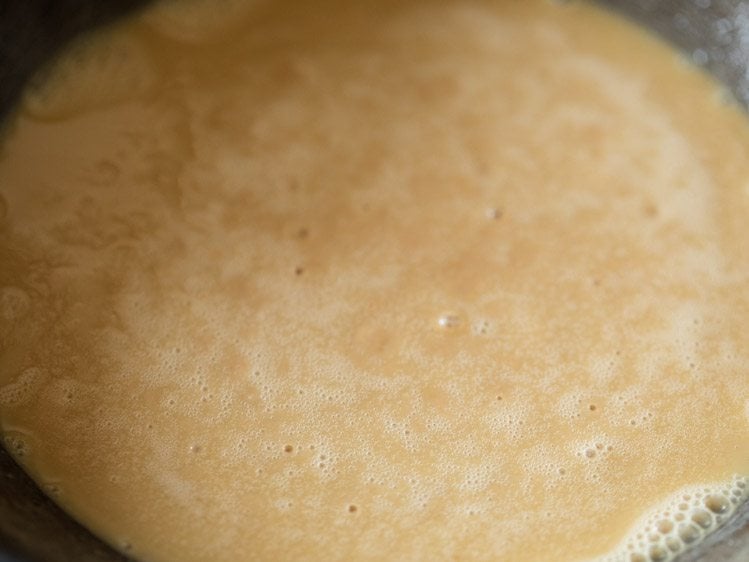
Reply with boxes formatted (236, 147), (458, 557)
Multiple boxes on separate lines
(691, 49), (709, 66)
(472, 319), (492, 335)
(437, 314), (461, 328)
(704, 494), (729, 514)
(664, 537), (680, 553)
(0, 287), (30, 320)
(690, 509), (712, 529)
(284, 444), (294, 453)
(655, 520), (673, 534)
(347, 504), (358, 513)
(585, 449), (596, 459)
(648, 544), (668, 561)
(677, 523), (700, 544)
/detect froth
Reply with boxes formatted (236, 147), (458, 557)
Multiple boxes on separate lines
(0, 0), (748, 561)
(0, 367), (46, 407)
(603, 476), (749, 562)
(1, 428), (33, 459)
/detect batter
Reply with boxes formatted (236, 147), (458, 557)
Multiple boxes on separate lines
(0, 1), (748, 561)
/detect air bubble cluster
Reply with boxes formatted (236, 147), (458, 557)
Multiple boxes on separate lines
(2, 430), (31, 459)
(604, 476), (749, 562)
(0, 368), (46, 407)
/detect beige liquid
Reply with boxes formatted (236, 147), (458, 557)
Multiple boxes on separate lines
(1, 0), (748, 561)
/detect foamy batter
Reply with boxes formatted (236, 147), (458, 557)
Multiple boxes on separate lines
(0, 0), (748, 561)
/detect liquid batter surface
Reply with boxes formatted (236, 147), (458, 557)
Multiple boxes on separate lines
(0, 1), (748, 561)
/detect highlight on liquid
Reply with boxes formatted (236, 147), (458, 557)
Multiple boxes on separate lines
(0, 1), (748, 561)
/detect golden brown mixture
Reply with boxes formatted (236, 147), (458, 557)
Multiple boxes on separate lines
(0, 1), (748, 561)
